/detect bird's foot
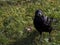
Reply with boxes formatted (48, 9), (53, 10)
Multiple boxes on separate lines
(39, 39), (44, 43)
(48, 38), (52, 42)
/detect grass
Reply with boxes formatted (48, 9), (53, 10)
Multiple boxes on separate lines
(0, 0), (60, 45)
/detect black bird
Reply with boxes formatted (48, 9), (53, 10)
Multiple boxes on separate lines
(33, 9), (55, 43)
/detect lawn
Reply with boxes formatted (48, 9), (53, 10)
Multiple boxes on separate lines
(0, 0), (60, 45)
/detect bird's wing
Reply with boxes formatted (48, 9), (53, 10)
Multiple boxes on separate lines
(43, 16), (51, 25)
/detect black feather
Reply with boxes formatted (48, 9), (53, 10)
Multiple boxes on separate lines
(33, 9), (53, 34)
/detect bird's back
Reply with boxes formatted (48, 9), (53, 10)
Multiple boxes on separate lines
(33, 14), (52, 32)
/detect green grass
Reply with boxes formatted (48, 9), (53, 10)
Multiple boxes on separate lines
(0, 0), (60, 45)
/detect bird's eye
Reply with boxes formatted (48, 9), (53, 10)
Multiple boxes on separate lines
(38, 12), (42, 16)
(40, 13), (42, 15)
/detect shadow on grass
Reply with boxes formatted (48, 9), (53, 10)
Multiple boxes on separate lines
(12, 31), (39, 45)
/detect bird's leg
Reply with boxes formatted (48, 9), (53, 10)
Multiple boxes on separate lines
(48, 32), (52, 42)
(39, 32), (43, 45)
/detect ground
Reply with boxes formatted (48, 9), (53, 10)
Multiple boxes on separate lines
(0, 0), (60, 45)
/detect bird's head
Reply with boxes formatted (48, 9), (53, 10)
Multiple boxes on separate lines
(35, 10), (43, 17)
